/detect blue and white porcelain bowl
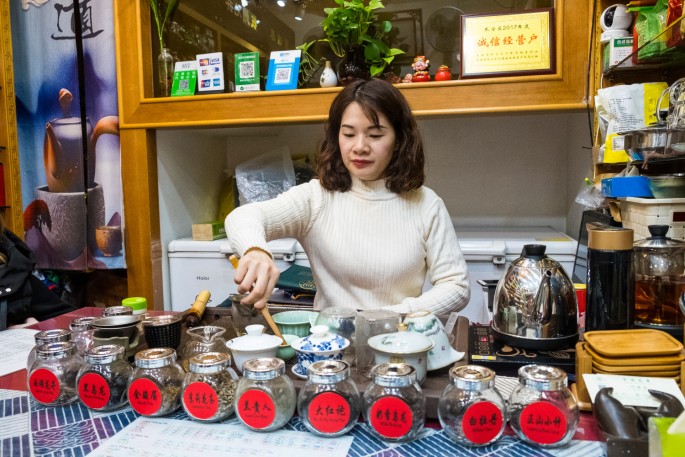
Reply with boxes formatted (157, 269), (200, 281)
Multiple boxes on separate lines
(291, 325), (349, 375)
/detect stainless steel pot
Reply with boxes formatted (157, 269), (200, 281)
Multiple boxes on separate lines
(490, 244), (578, 350)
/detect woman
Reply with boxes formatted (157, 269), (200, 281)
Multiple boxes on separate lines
(226, 78), (469, 315)
(0, 214), (76, 329)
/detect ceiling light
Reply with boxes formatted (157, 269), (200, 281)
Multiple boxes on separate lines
(277, 0), (286, 6)
(295, 4), (305, 20)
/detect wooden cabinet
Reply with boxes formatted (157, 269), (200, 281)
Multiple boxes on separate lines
(113, 0), (593, 309)
(0, 1), (22, 235)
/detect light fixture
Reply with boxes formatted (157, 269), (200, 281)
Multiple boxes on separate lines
(276, 0), (286, 7)
(295, 3), (305, 21)
(241, 0), (248, 7)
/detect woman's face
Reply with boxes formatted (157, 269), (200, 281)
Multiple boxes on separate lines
(339, 102), (396, 182)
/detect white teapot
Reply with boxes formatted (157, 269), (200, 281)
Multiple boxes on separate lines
(403, 310), (464, 371)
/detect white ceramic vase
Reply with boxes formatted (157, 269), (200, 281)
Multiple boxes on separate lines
(320, 61), (338, 88)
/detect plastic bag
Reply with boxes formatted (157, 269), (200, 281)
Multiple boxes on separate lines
(575, 177), (607, 210)
(235, 146), (296, 205)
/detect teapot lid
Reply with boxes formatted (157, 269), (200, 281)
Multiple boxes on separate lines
(226, 324), (282, 351)
(511, 244), (562, 269)
(634, 225), (685, 248)
(291, 325), (349, 353)
(367, 323), (434, 354)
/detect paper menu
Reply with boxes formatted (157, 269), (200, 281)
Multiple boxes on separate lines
(0, 328), (38, 376)
(88, 417), (353, 457)
(583, 374), (685, 408)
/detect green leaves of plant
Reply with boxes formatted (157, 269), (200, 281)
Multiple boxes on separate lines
(145, 0), (179, 49)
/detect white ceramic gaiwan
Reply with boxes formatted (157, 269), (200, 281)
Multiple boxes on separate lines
(368, 324), (434, 385)
(291, 325), (349, 376)
(225, 324), (282, 373)
(404, 310), (464, 371)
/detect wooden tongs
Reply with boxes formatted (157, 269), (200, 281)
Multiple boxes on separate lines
(229, 254), (287, 345)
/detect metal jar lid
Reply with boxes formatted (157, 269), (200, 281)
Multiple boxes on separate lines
(36, 341), (77, 360)
(587, 226), (633, 251)
(307, 360), (350, 384)
(518, 364), (567, 391)
(189, 352), (230, 374)
(450, 365), (496, 391)
(69, 316), (97, 332)
(84, 344), (125, 364)
(142, 314), (182, 327)
(134, 347), (177, 368)
(103, 305), (134, 317)
(35, 329), (71, 345)
(372, 363), (416, 387)
(242, 358), (285, 380)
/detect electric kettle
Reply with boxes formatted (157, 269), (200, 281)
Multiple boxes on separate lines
(491, 244), (578, 350)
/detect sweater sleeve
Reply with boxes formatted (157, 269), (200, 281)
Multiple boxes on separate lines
(225, 180), (321, 257)
(383, 196), (470, 316)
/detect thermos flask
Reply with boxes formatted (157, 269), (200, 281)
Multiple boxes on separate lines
(586, 226), (634, 331)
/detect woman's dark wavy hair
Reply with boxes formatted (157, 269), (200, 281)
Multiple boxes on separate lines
(317, 78), (425, 193)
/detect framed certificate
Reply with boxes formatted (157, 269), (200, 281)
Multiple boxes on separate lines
(460, 8), (555, 79)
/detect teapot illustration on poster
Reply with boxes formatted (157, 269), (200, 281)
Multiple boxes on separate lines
(25, 88), (121, 268)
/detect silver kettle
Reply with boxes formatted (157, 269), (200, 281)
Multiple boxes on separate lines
(491, 244), (578, 350)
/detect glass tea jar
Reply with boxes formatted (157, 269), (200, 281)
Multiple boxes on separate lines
(128, 348), (185, 417)
(234, 358), (296, 432)
(27, 341), (83, 406)
(633, 225), (685, 329)
(508, 364), (579, 448)
(77, 344), (132, 411)
(362, 363), (426, 443)
(182, 352), (239, 422)
(297, 360), (361, 437)
(180, 325), (229, 372)
(69, 317), (96, 356)
(438, 365), (507, 446)
(27, 329), (71, 371)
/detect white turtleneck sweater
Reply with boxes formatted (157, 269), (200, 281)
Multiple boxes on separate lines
(226, 177), (470, 315)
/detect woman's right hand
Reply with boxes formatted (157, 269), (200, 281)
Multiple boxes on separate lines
(233, 248), (280, 309)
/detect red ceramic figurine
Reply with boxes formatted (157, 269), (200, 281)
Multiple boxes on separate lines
(434, 65), (452, 81)
(411, 55), (430, 82)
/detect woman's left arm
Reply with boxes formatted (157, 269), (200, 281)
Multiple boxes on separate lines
(386, 197), (470, 316)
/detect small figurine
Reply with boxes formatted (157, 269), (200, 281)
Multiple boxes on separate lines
(411, 55), (430, 82)
(434, 65), (452, 81)
(402, 73), (414, 83)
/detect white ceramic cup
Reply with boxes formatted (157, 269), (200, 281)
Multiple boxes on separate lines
(403, 310), (464, 371)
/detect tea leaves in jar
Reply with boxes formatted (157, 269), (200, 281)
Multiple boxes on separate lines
(77, 344), (132, 411)
(128, 348), (184, 417)
(182, 352), (238, 422)
(508, 365), (579, 448)
(362, 363), (425, 442)
(235, 358), (296, 432)
(298, 360), (361, 437)
(28, 341), (82, 406)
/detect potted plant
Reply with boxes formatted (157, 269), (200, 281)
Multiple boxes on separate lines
(298, 0), (404, 85)
(144, 0), (180, 96)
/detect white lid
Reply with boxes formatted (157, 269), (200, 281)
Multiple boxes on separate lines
(168, 237), (300, 256)
(368, 328), (434, 354)
(455, 225), (577, 256)
(225, 325), (282, 351)
(291, 325), (349, 353)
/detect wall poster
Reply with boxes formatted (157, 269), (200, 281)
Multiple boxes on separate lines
(10, 0), (125, 270)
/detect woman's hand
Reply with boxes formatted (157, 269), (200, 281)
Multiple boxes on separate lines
(233, 249), (280, 309)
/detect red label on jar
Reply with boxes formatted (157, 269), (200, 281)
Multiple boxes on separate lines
(369, 396), (413, 439)
(461, 401), (504, 445)
(237, 389), (276, 429)
(519, 402), (568, 444)
(307, 392), (351, 434)
(128, 378), (163, 415)
(29, 368), (61, 404)
(183, 382), (219, 420)
(78, 372), (111, 409)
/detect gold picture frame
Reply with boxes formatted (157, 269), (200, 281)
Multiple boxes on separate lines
(460, 8), (556, 79)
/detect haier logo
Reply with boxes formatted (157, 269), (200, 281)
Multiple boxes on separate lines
(196, 275), (210, 281)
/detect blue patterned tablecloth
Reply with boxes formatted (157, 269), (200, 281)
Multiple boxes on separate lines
(0, 389), (607, 457)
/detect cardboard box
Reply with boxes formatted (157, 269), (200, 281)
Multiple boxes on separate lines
(601, 176), (653, 198)
(603, 37), (635, 70)
(191, 221), (227, 241)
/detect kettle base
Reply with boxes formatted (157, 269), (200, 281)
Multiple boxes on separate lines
(491, 327), (579, 351)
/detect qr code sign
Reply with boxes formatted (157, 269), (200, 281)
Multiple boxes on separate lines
(275, 68), (291, 83)
(179, 80), (189, 90)
(239, 61), (255, 79)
